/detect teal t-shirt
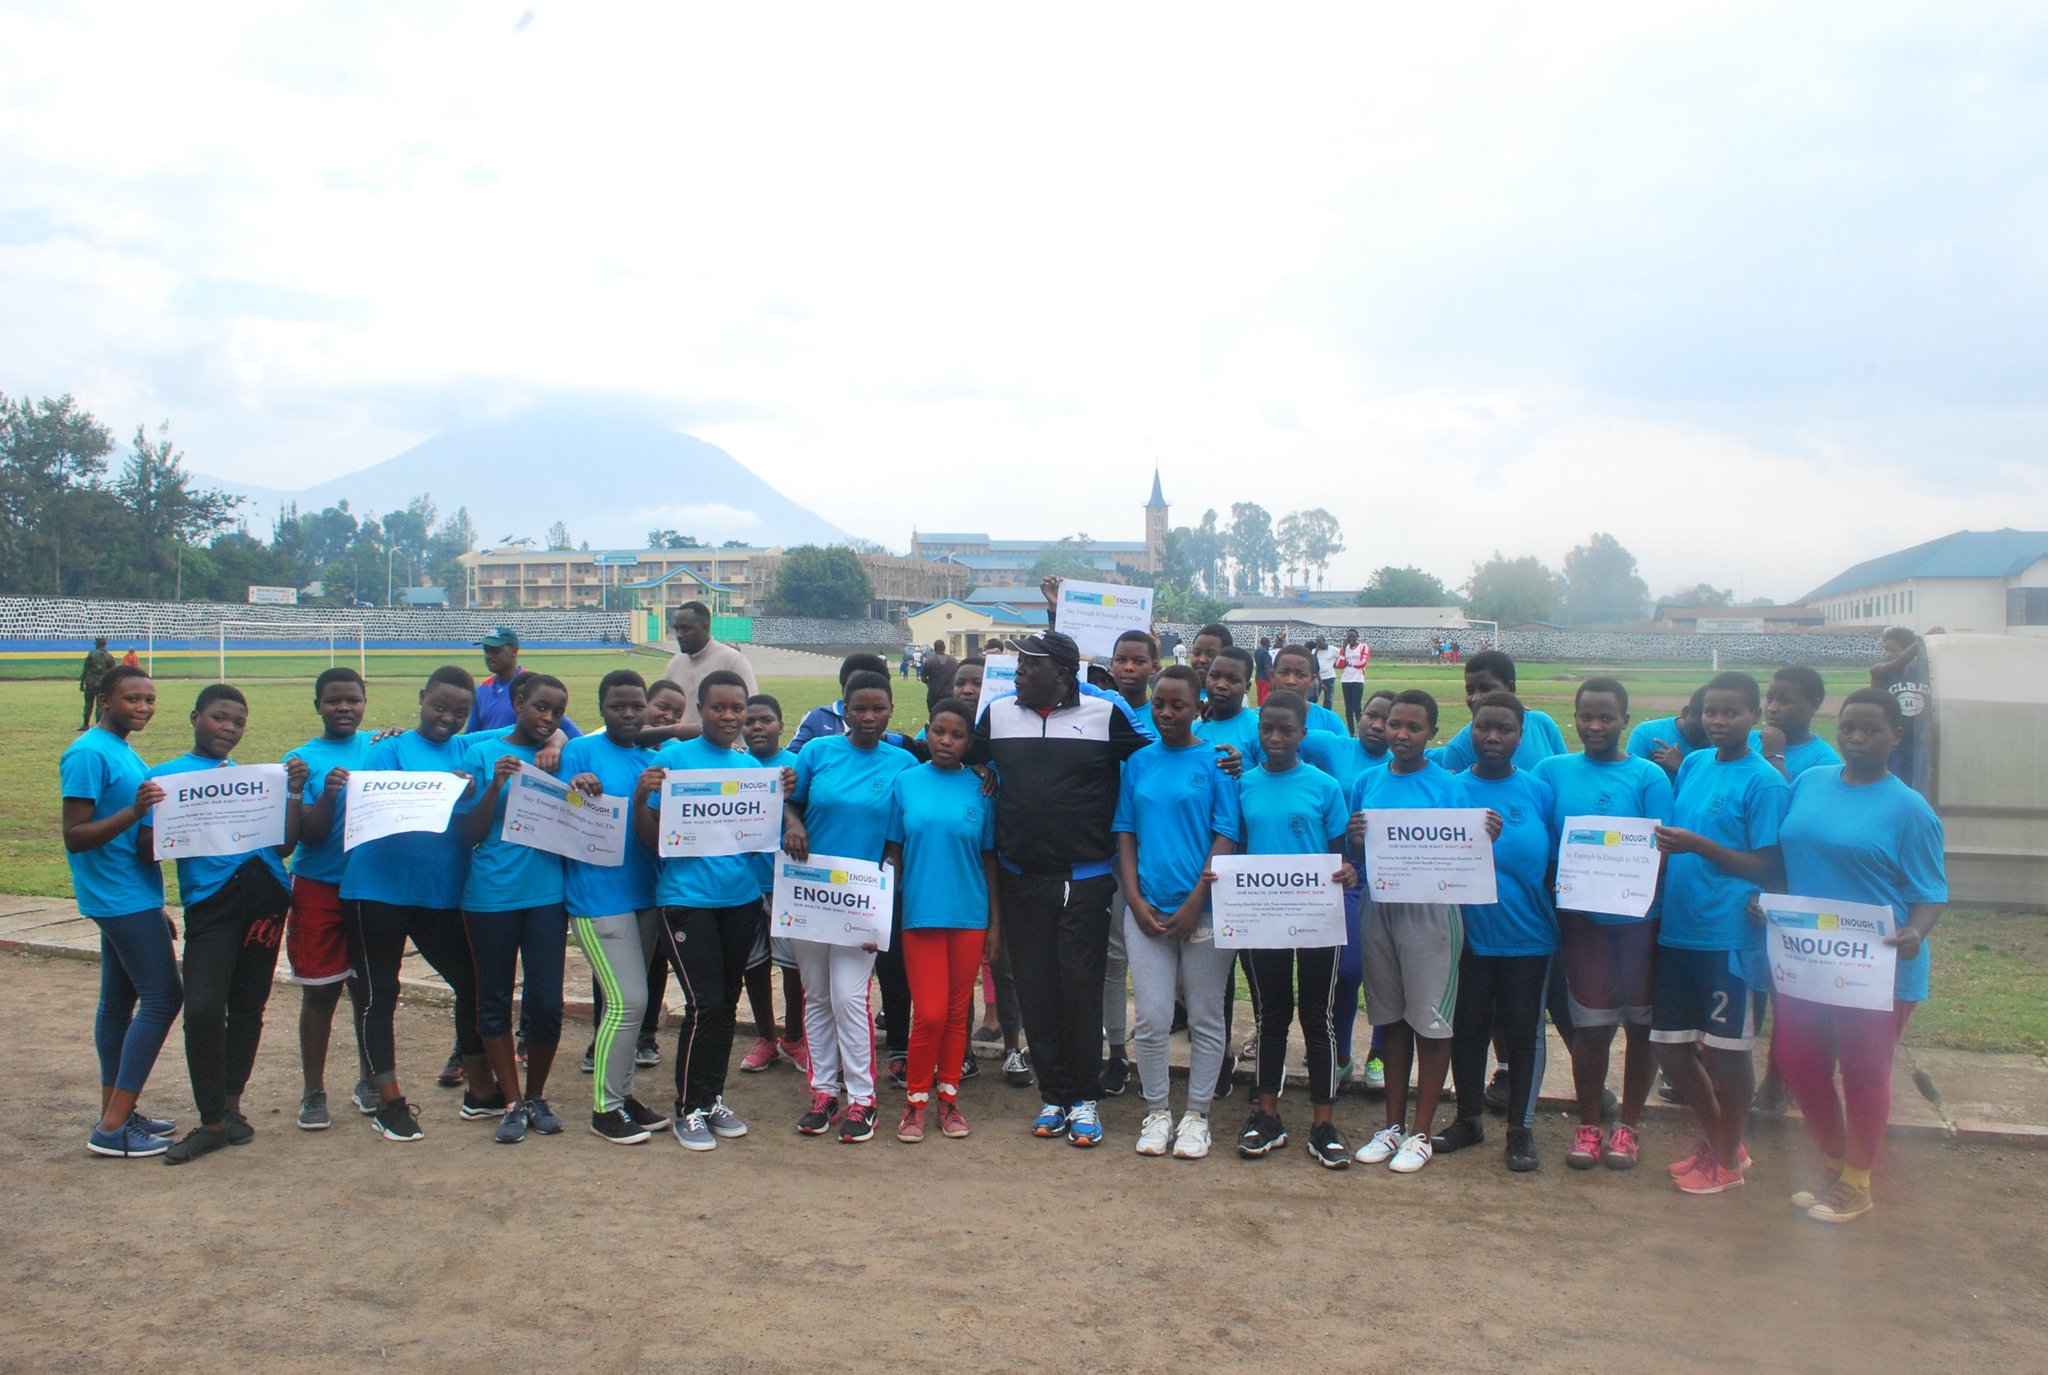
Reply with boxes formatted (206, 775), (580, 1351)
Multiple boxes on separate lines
(1352, 760), (1470, 892)
(148, 752), (291, 907)
(793, 734), (918, 863)
(649, 736), (773, 909)
(1194, 707), (1263, 769)
(284, 733), (376, 885)
(887, 764), (996, 930)
(1112, 740), (1245, 914)
(59, 728), (165, 919)
(1662, 749), (1789, 952)
(1748, 730), (1844, 778)
(559, 733), (660, 917)
(1300, 732), (1392, 796)
(1530, 751), (1675, 926)
(460, 735), (566, 912)
(339, 730), (474, 910)
(1457, 768), (1558, 956)
(1431, 709), (1568, 773)
(1238, 759), (1350, 856)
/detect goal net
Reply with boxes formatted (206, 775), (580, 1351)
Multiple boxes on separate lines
(216, 620), (367, 681)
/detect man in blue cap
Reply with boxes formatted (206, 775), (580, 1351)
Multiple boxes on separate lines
(469, 624), (582, 737)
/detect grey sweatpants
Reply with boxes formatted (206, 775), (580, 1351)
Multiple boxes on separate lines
(1103, 885), (1130, 1046)
(573, 908), (661, 1114)
(1125, 908), (1236, 1116)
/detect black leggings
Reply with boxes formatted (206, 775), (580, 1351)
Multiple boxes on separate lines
(345, 899), (483, 1082)
(181, 862), (288, 1124)
(1342, 681), (1364, 733)
(875, 891), (911, 1061)
(1245, 944), (1341, 1105)
(1452, 951), (1551, 1129)
(658, 902), (759, 1113)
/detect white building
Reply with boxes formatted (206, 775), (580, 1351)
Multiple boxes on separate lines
(1803, 529), (2048, 636)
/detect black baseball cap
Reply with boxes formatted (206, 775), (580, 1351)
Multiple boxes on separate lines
(1015, 631), (1080, 673)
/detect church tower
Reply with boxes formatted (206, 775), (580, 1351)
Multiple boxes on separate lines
(1144, 467), (1169, 574)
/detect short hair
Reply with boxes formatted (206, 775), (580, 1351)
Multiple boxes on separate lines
(314, 666), (366, 701)
(194, 683), (246, 713)
(745, 692), (783, 721)
(1391, 688), (1439, 730)
(1682, 684), (1710, 719)
(1576, 675), (1629, 712)
(1472, 689), (1525, 723)
(839, 653), (888, 686)
(512, 672), (566, 705)
(1841, 685), (1903, 727)
(672, 600), (710, 624)
(426, 664), (476, 695)
(1194, 622), (1233, 647)
(1365, 688), (1398, 708)
(843, 670), (893, 702)
(1464, 648), (1517, 688)
(1212, 646), (1255, 678)
(647, 677), (689, 705)
(696, 669), (747, 704)
(931, 640), (946, 652)
(1273, 643), (1318, 672)
(1155, 664), (1204, 697)
(1262, 689), (1308, 727)
(1881, 626), (1917, 648)
(957, 655), (985, 671)
(1770, 665), (1826, 707)
(1113, 629), (1159, 659)
(1704, 670), (1762, 712)
(928, 696), (976, 732)
(598, 668), (647, 701)
(98, 664), (151, 698)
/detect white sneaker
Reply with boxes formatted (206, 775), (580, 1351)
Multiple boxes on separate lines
(1135, 1110), (1173, 1157)
(1389, 1130), (1434, 1173)
(1171, 1111), (1212, 1160)
(1356, 1123), (1405, 1164)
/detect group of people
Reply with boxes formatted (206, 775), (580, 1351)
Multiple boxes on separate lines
(58, 603), (1945, 1223)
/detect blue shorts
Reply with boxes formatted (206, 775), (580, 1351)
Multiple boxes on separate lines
(1649, 946), (1756, 1051)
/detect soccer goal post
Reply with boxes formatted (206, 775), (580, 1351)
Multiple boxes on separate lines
(217, 620), (367, 682)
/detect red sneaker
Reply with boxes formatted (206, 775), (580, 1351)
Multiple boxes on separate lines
(938, 1099), (970, 1139)
(1566, 1124), (1604, 1171)
(778, 1039), (811, 1076)
(739, 1037), (777, 1073)
(896, 1104), (926, 1143)
(1602, 1123), (1640, 1170)
(1667, 1138), (1715, 1177)
(1675, 1161), (1746, 1195)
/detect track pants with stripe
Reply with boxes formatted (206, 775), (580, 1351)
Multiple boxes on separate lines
(793, 938), (878, 1104)
(659, 902), (759, 1114)
(1451, 951), (1550, 1129)
(574, 908), (661, 1114)
(344, 900), (483, 1083)
(1246, 944), (1343, 1105)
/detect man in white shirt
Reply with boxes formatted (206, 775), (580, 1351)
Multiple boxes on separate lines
(660, 600), (759, 733)
(1315, 636), (1340, 711)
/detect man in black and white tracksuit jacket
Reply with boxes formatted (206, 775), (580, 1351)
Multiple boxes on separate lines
(972, 631), (1150, 1146)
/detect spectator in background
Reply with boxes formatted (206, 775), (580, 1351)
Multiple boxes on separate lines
(921, 639), (960, 707)
(1314, 636), (1338, 710)
(470, 625), (581, 738)
(1253, 637), (1274, 706)
(121, 648), (141, 668)
(1339, 630), (1371, 732)
(79, 637), (116, 731)
(1871, 627), (1933, 798)
(659, 601), (759, 735)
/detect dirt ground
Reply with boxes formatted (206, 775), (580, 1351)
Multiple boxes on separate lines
(3, 951), (2045, 1375)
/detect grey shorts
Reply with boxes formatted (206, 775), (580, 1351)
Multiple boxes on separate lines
(1362, 901), (1463, 1039)
(769, 936), (798, 969)
(747, 898), (772, 970)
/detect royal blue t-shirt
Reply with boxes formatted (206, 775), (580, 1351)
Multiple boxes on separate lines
(1780, 768), (1947, 1001)
(1238, 760), (1350, 856)
(339, 730), (474, 910)
(284, 733), (376, 885)
(469, 669), (583, 738)
(887, 764), (997, 930)
(1352, 760), (1470, 892)
(148, 752), (291, 907)
(1627, 716), (1706, 771)
(458, 736), (566, 911)
(1661, 749), (1789, 952)
(1530, 751), (1676, 926)
(1300, 732), (1392, 796)
(793, 734), (919, 863)
(1747, 730), (1844, 778)
(60, 728), (165, 919)
(1430, 709), (1568, 773)
(558, 733), (660, 917)
(1457, 768), (1558, 956)
(1194, 707), (1263, 769)
(1112, 740), (1245, 914)
(648, 736), (772, 909)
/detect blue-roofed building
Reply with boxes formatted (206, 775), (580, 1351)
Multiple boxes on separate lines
(909, 470), (1170, 589)
(905, 597), (1051, 659)
(1803, 529), (2048, 636)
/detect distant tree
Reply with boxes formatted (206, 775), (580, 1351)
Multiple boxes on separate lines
(0, 392), (116, 595)
(1227, 502), (1277, 595)
(116, 422), (242, 599)
(1562, 532), (1651, 625)
(1292, 508), (1345, 589)
(428, 506), (479, 606)
(768, 544), (874, 619)
(1740, 595), (1778, 608)
(721, 539), (753, 550)
(546, 520), (572, 550)
(1662, 582), (1734, 608)
(1026, 535), (1100, 585)
(1464, 552), (1565, 626)
(1354, 565), (1459, 608)
(1155, 582), (1236, 626)
(1167, 513), (1228, 597)
(646, 529), (699, 550)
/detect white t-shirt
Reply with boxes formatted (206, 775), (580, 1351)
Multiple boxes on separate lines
(1340, 643), (1371, 683)
(1316, 646), (1339, 680)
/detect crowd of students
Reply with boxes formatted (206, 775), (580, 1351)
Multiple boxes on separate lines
(57, 616), (1945, 1225)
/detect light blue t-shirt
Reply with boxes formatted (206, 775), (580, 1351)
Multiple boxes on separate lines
(1194, 707), (1263, 770)
(1530, 751), (1676, 926)
(339, 730), (474, 910)
(1747, 730), (1844, 778)
(284, 733), (376, 885)
(1238, 760), (1350, 856)
(1351, 760), (1470, 892)
(1780, 768), (1947, 1001)
(750, 747), (799, 893)
(59, 728), (165, 919)
(1430, 708), (1568, 773)
(793, 733), (919, 863)
(147, 752), (292, 907)
(1627, 716), (1706, 771)
(558, 733), (661, 917)
(1661, 749), (1789, 952)
(1304, 702), (1348, 737)
(1299, 732), (1392, 797)
(460, 736), (566, 911)
(887, 764), (997, 930)
(649, 736), (772, 909)
(1112, 740), (1245, 914)
(1457, 768), (1558, 956)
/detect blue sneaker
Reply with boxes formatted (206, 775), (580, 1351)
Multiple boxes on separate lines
(128, 1109), (175, 1137)
(1067, 1100), (1103, 1148)
(494, 1103), (529, 1145)
(88, 1122), (170, 1158)
(1031, 1102), (1069, 1138)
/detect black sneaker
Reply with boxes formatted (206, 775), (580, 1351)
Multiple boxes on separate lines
(1506, 1127), (1540, 1172)
(590, 1108), (651, 1145)
(1002, 1049), (1033, 1088)
(1482, 1069), (1509, 1115)
(1434, 1116), (1486, 1153)
(224, 1111), (254, 1145)
(163, 1126), (230, 1165)
(579, 1043), (596, 1074)
(1307, 1121), (1350, 1170)
(1751, 1075), (1790, 1120)
(959, 1054), (980, 1082)
(436, 1050), (465, 1088)
(1237, 1112), (1287, 1158)
(1214, 1054), (1239, 1102)
(1101, 1056), (1132, 1097)
(971, 1025), (1001, 1046)
(459, 1091), (509, 1121)
(373, 1097), (424, 1142)
(1656, 1072), (1683, 1104)
(1600, 1088), (1620, 1123)
(515, 1038), (528, 1068)
(622, 1095), (670, 1130)
(635, 1037), (662, 1068)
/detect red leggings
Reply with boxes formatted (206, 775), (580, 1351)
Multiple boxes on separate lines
(903, 928), (983, 1101)
(1773, 995), (1915, 1171)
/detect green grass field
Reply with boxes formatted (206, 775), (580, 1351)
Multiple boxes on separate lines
(11, 649), (2039, 1053)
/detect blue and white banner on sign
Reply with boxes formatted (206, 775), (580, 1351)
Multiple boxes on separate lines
(1761, 893), (1897, 1011)
(501, 763), (627, 866)
(657, 769), (783, 858)
(1056, 579), (1154, 659)
(152, 764), (288, 860)
(1210, 854), (1346, 949)
(1554, 815), (1661, 919)
(771, 853), (894, 951)
(975, 654), (1017, 722)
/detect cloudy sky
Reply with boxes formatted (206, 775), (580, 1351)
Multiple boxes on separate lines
(3, 1), (2044, 600)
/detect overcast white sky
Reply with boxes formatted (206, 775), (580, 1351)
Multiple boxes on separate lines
(3, 1), (2045, 599)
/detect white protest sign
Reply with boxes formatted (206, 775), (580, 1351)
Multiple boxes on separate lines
(342, 771), (470, 850)
(152, 764), (288, 860)
(770, 853), (894, 951)
(1554, 815), (1661, 919)
(657, 768), (783, 857)
(975, 654), (1018, 722)
(500, 763), (627, 866)
(1761, 893), (1897, 1012)
(1211, 854), (1347, 949)
(1362, 808), (1498, 904)
(1056, 579), (1154, 659)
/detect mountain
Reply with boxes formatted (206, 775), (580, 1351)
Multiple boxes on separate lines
(201, 412), (855, 551)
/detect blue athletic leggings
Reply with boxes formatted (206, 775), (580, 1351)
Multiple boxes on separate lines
(91, 910), (184, 1095)
(465, 904), (567, 1046)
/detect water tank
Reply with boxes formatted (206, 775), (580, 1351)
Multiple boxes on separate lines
(1926, 633), (2048, 909)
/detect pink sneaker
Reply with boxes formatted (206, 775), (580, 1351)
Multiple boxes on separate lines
(778, 1039), (811, 1076)
(1566, 1124), (1604, 1171)
(1602, 1123), (1640, 1170)
(896, 1104), (926, 1144)
(938, 1099), (970, 1139)
(1667, 1138), (1715, 1177)
(1675, 1160), (1746, 1195)
(739, 1037), (777, 1072)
